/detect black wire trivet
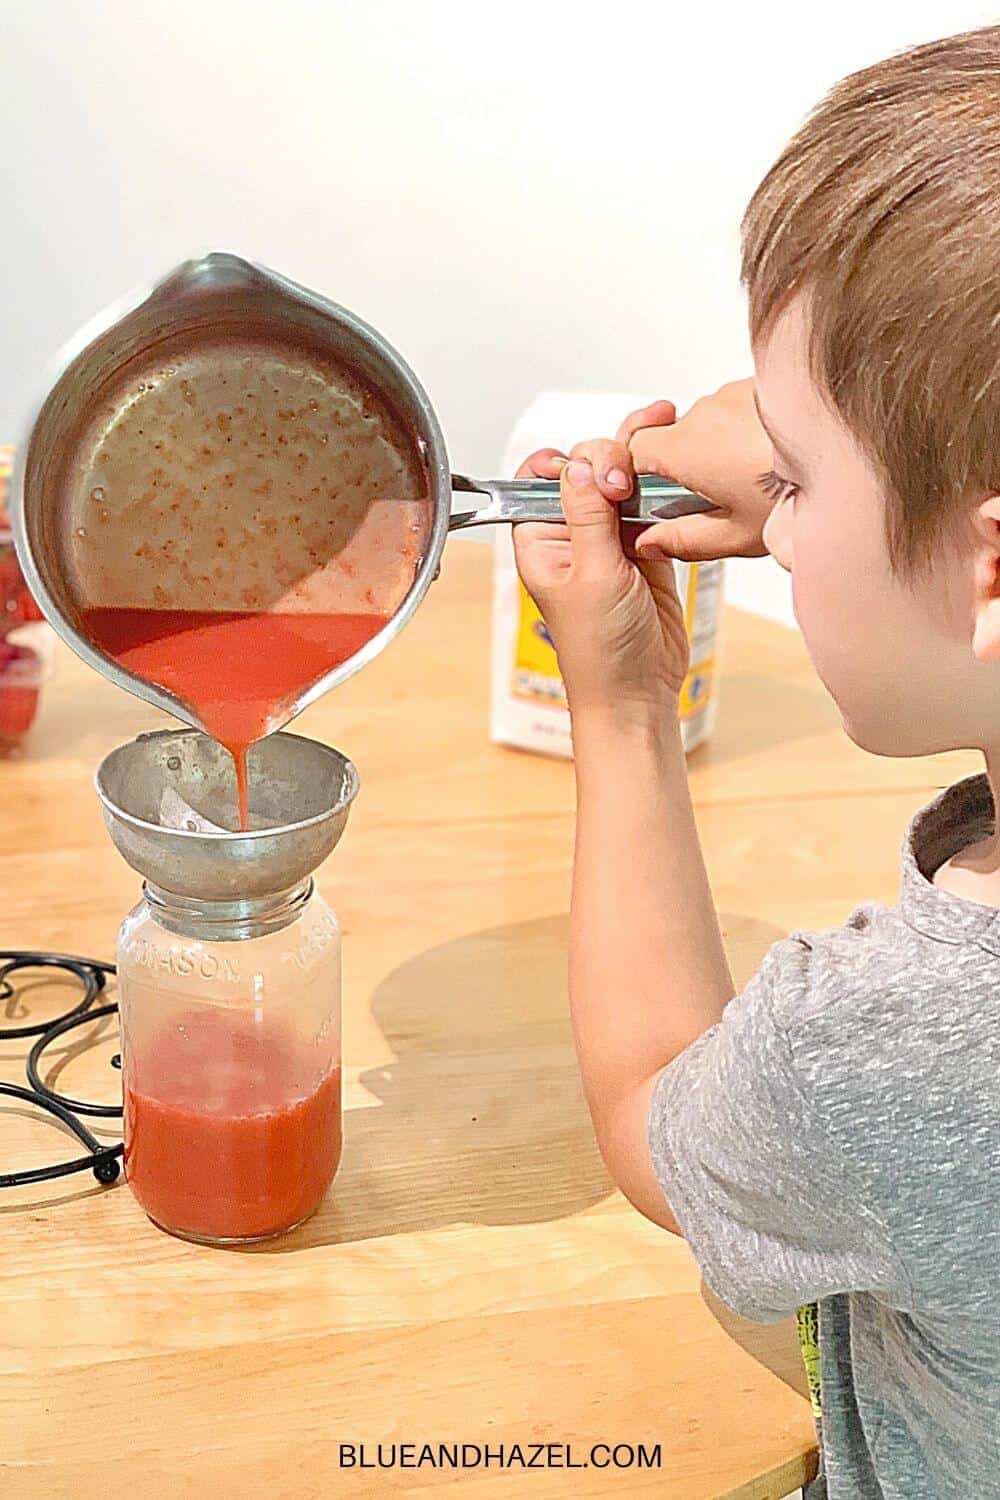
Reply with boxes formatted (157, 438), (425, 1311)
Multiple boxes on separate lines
(0, 951), (123, 1188)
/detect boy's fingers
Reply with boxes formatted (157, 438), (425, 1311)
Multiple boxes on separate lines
(635, 513), (768, 563)
(615, 400), (677, 446)
(636, 515), (729, 563)
(568, 438), (635, 499)
(559, 459), (621, 562)
(515, 447), (567, 480)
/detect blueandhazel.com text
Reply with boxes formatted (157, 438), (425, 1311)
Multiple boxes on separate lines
(338, 1442), (662, 1471)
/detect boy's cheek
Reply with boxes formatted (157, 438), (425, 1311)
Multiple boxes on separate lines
(789, 542), (875, 692)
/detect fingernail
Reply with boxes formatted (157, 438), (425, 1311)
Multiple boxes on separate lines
(566, 460), (592, 487)
(605, 467), (629, 491)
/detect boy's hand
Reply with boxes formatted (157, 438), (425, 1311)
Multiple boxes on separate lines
(623, 380), (775, 561)
(513, 426), (689, 716)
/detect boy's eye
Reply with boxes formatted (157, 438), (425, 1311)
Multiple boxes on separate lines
(757, 468), (800, 503)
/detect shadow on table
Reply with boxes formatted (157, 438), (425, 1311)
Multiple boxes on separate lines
(256, 913), (609, 1250)
(257, 908), (786, 1252)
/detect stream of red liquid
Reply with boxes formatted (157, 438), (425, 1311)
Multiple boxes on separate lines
(83, 608), (388, 827)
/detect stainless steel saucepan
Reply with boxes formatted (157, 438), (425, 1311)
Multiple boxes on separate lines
(12, 252), (711, 733)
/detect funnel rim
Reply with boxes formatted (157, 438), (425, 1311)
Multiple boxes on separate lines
(94, 728), (359, 843)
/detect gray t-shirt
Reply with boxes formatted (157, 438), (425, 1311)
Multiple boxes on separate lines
(648, 774), (1000, 1498)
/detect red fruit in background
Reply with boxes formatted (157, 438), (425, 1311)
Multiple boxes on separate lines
(0, 547), (21, 622)
(0, 539), (39, 630)
(0, 453), (47, 750)
(0, 639), (41, 747)
(2, 441), (43, 627)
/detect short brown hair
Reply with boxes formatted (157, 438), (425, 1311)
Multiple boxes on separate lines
(741, 26), (1000, 572)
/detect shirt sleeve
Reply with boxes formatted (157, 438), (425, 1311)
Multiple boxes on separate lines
(648, 936), (903, 1322)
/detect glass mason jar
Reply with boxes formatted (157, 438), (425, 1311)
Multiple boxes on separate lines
(117, 878), (342, 1245)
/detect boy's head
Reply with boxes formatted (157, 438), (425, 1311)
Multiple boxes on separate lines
(741, 26), (1000, 758)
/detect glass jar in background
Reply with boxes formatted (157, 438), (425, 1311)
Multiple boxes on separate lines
(117, 878), (342, 1245)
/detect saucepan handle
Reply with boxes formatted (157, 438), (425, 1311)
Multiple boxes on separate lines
(448, 475), (715, 530)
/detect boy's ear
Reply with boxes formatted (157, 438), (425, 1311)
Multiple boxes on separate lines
(972, 495), (1000, 662)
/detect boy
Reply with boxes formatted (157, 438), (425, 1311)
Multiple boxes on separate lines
(514, 26), (999, 1500)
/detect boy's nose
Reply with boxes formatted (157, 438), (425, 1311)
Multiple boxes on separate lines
(762, 497), (793, 573)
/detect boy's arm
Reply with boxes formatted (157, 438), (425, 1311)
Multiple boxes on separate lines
(570, 705), (732, 1233)
(513, 390), (777, 1232)
(515, 418), (905, 1313)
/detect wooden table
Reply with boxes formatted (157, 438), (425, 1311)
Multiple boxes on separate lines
(0, 542), (978, 1500)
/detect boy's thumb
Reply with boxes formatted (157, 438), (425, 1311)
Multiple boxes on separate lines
(559, 460), (621, 563)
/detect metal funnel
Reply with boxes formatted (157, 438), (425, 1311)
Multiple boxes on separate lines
(96, 729), (358, 902)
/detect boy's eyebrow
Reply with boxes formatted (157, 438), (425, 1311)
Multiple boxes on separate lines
(752, 390), (803, 468)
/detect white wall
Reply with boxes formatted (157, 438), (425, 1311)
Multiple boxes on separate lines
(3, 0), (995, 625)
